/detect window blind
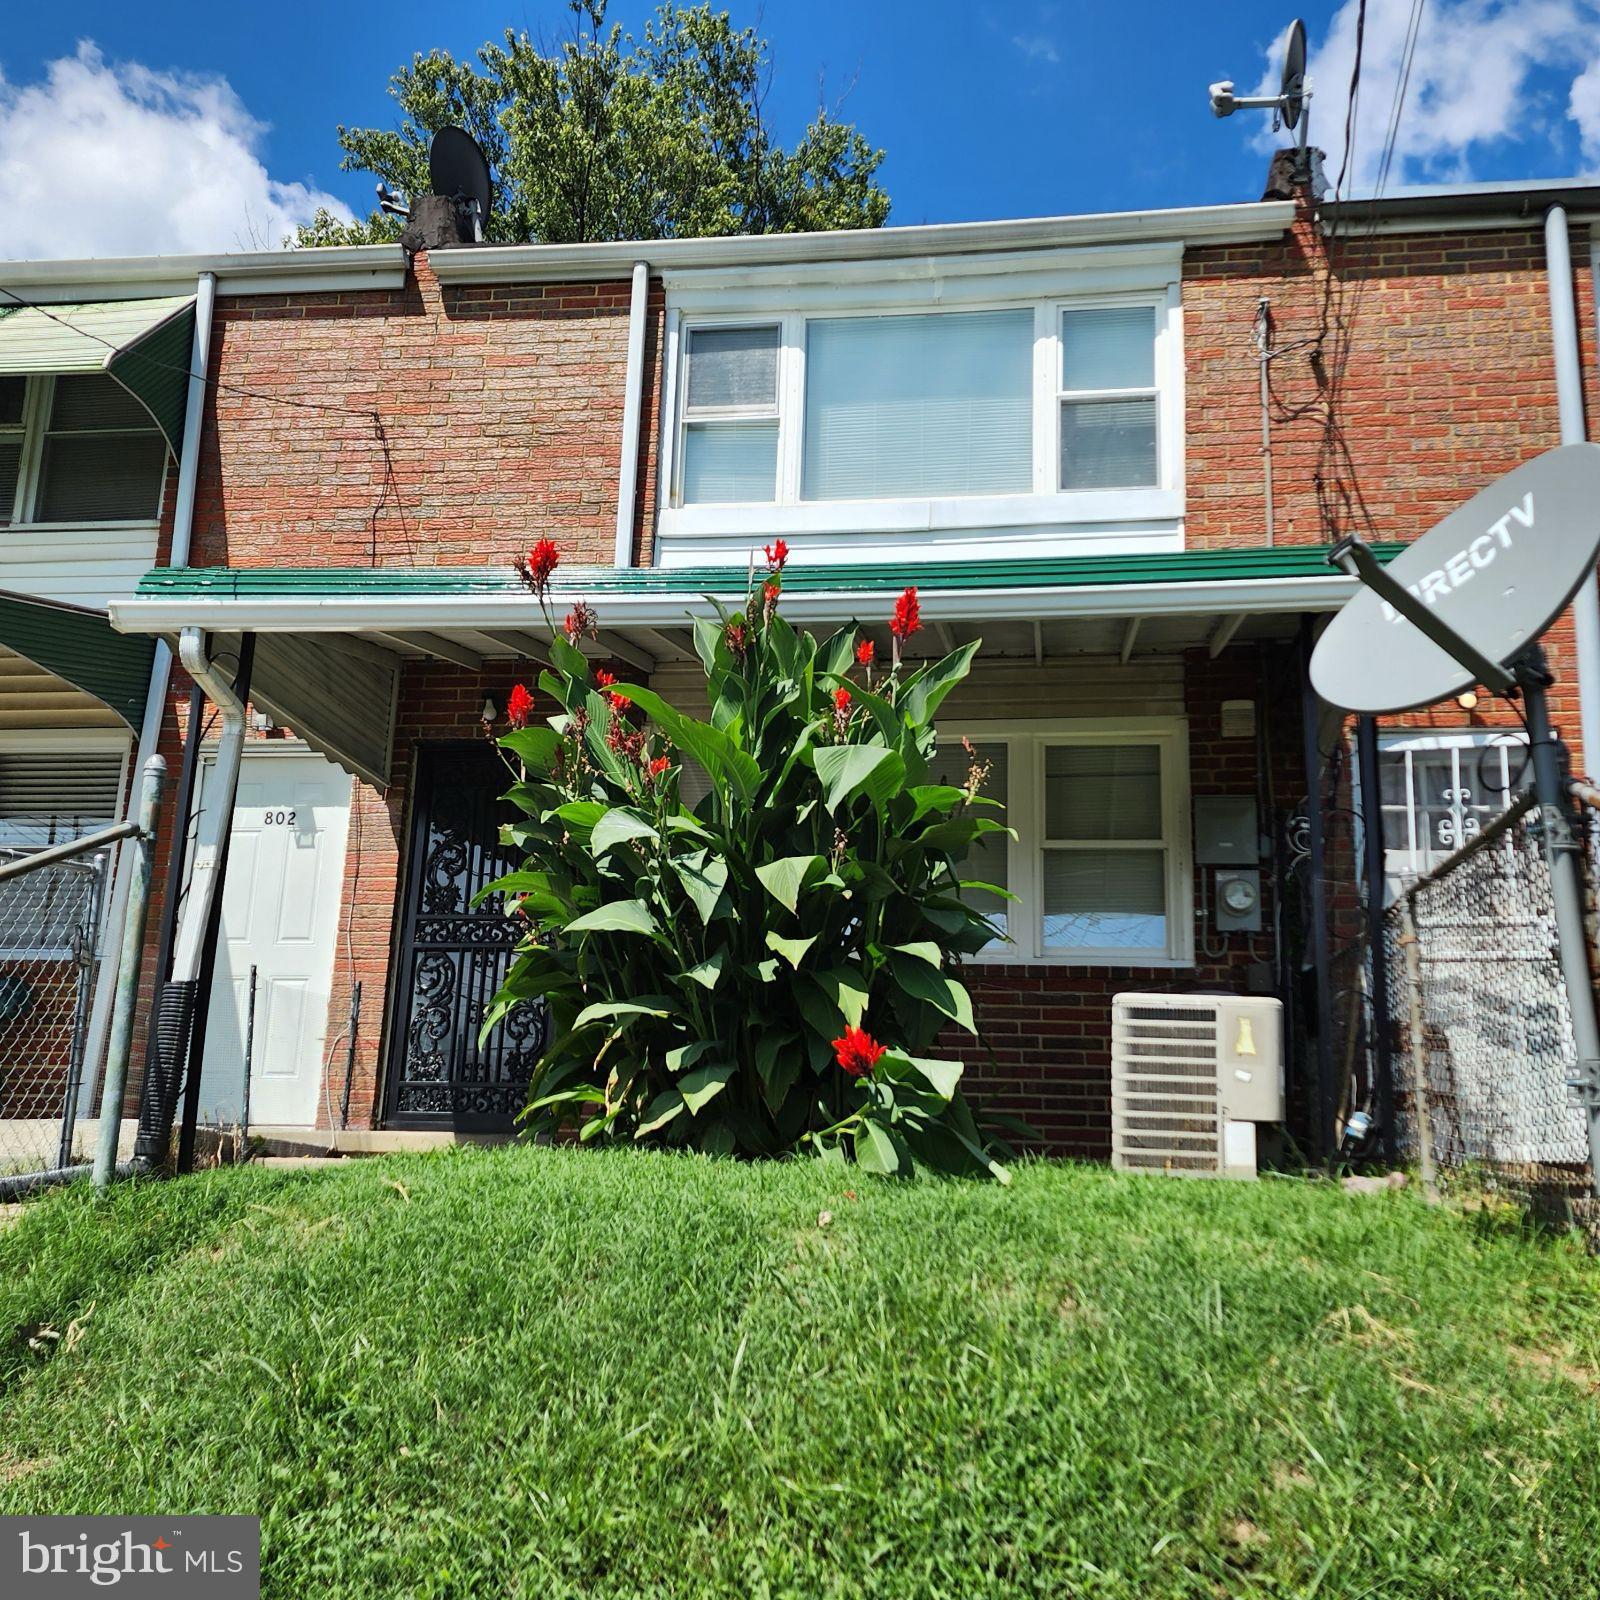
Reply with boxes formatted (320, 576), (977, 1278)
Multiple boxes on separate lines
(0, 750), (125, 838)
(1042, 850), (1166, 951)
(1044, 744), (1162, 840)
(1059, 398), (1158, 491)
(1061, 306), (1155, 390)
(681, 420), (779, 505)
(48, 374), (157, 432)
(685, 327), (778, 410)
(37, 434), (168, 523)
(802, 310), (1033, 501)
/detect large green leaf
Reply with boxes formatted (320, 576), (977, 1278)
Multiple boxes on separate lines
(887, 952), (975, 1032)
(879, 1048), (964, 1101)
(499, 726), (562, 771)
(635, 1089), (686, 1138)
(853, 1119), (905, 1175)
(565, 900), (660, 937)
(814, 744), (906, 813)
(548, 635), (590, 681)
(812, 967), (869, 1030)
(554, 800), (607, 835)
(611, 684), (762, 802)
(591, 807), (658, 857)
(754, 1029), (801, 1113)
(572, 999), (671, 1032)
(765, 930), (818, 969)
(903, 640), (981, 725)
(682, 951), (725, 990)
(678, 1060), (736, 1114)
(672, 850), (729, 924)
(888, 941), (944, 969)
(755, 854), (825, 914)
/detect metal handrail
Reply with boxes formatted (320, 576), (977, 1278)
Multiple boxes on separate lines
(0, 821), (140, 884)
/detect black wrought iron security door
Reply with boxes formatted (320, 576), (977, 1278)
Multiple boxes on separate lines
(383, 743), (546, 1129)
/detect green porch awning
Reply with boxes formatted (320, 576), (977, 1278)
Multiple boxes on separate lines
(0, 590), (156, 728)
(0, 296), (196, 457)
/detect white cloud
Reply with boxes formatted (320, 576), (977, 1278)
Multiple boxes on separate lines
(1247, 0), (1600, 190)
(1011, 34), (1062, 65)
(0, 42), (351, 260)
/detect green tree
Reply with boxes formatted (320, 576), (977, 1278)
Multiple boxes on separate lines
(296, 0), (890, 247)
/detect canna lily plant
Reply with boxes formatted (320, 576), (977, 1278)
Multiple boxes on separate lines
(478, 539), (1015, 1180)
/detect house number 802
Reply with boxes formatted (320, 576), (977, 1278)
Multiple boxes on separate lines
(263, 809), (297, 826)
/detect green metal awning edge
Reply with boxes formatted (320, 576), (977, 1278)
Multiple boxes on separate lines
(136, 544), (1405, 601)
(0, 590), (155, 728)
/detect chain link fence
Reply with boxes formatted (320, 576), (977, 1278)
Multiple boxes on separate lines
(0, 832), (113, 1184)
(1382, 789), (1598, 1237)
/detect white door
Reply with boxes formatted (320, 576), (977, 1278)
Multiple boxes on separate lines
(197, 749), (352, 1128)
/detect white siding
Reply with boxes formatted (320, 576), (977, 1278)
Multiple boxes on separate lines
(0, 524), (158, 608)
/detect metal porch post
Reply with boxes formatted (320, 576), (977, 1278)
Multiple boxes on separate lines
(1355, 714), (1396, 1163)
(1298, 616), (1337, 1159)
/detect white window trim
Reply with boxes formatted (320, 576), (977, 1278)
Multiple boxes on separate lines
(658, 279), (1184, 554)
(943, 717), (1194, 968)
(0, 373), (166, 531)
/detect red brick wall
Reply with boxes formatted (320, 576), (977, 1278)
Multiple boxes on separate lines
(192, 253), (665, 571)
(959, 641), (1307, 1158)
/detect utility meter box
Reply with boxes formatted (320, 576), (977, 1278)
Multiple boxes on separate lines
(1194, 796), (1259, 866)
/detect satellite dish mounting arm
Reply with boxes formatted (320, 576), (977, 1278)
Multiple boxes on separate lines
(1328, 534), (1517, 696)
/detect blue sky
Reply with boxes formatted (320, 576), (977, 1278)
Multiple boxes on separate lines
(4, 1), (1600, 257)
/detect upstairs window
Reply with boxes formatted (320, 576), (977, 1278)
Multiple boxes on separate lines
(802, 310), (1033, 501)
(679, 326), (780, 504)
(671, 292), (1171, 514)
(2, 373), (172, 528)
(1058, 306), (1159, 490)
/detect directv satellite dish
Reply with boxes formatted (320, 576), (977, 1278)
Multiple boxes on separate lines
(1311, 443), (1600, 713)
(1280, 18), (1307, 130)
(429, 126), (492, 239)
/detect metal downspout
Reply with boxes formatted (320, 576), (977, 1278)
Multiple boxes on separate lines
(613, 261), (650, 569)
(1544, 208), (1600, 769)
(82, 270), (216, 1098)
(172, 626), (246, 985)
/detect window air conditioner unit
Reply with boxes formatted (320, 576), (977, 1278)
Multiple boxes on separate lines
(1111, 993), (1284, 1177)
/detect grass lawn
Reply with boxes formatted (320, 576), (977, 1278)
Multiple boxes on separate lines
(1, 1150), (1598, 1598)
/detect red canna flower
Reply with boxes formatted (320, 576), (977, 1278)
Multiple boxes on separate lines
(833, 686), (852, 712)
(563, 599), (597, 643)
(855, 638), (875, 667)
(648, 754), (671, 778)
(506, 683), (535, 729)
(763, 538), (789, 571)
(595, 668), (630, 711)
(725, 619), (749, 657)
(889, 586), (921, 641)
(517, 538), (562, 599)
(832, 1025), (886, 1078)
(762, 578), (780, 612)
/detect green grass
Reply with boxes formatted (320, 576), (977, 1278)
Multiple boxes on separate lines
(1, 1151), (1598, 1599)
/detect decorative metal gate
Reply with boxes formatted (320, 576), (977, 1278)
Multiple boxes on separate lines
(383, 743), (546, 1130)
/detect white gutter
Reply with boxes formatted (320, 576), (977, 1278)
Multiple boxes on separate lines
(614, 262), (650, 569)
(171, 627), (246, 982)
(428, 201), (1297, 285)
(1545, 207), (1600, 770)
(110, 572), (1363, 635)
(0, 245), (407, 304)
(83, 271), (216, 1096)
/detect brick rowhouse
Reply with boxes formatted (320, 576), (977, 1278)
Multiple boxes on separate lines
(163, 190), (1600, 1153)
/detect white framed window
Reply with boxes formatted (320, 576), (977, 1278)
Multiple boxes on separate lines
(1373, 729), (1529, 898)
(659, 267), (1182, 556)
(0, 373), (167, 529)
(935, 718), (1193, 966)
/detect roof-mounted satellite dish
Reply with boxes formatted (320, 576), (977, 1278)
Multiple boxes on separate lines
(1311, 443), (1600, 713)
(429, 126), (492, 242)
(1209, 18), (1312, 150)
(1279, 18), (1307, 130)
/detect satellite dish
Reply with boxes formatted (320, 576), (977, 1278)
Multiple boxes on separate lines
(1280, 19), (1307, 130)
(429, 127), (492, 233)
(1312, 443), (1600, 713)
